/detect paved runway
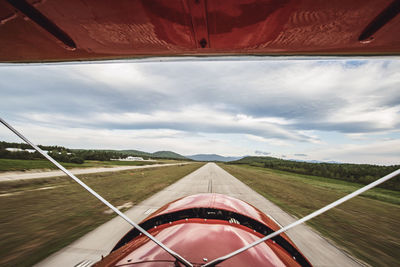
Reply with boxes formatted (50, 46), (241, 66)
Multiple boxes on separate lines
(0, 163), (186, 182)
(37, 163), (361, 267)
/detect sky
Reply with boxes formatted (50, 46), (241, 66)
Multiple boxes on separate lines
(0, 59), (399, 165)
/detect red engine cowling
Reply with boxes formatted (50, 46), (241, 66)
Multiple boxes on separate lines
(94, 193), (311, 266)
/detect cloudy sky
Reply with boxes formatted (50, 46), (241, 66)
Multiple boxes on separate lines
(0, 59), (399, 165)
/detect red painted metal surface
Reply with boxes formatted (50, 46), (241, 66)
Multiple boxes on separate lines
(146, 193), (282, 232)
(96, 220), (299, 266)
(94, 194), (309, 266)
(1, 0), (400, 62)
(142, 193), (301, 256)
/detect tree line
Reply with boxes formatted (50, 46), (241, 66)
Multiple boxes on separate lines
(0, 141), (83, 164)
(229, 156), (400, 191)
(0, 141), (70, 152)
(0, 147), (126, 164)
(0, 141), (188, 164)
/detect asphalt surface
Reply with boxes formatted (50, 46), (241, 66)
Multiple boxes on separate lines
(0, 163), (186, 182)
(36, 163), (362, 267)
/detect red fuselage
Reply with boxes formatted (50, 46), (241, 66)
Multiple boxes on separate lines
(94, 193), (311, 266)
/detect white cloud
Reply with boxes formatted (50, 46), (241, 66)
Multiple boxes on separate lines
(0, 122), (246, 156)
(245, 134), (291, 147)
(308, 139), (400, 165)
(17, 108), (314, 142)
(1, 59), (399, 164)
(69, 64), (149, 90)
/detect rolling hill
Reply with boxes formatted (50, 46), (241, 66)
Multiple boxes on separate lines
(72, 149), (189, 160)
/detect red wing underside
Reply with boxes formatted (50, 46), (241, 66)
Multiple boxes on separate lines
(1, 0), (400, 63)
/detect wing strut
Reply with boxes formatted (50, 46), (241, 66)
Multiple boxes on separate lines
(2, 116), (399, 267)
(0, 117), (193, 267)
(202, 168), (400, 266)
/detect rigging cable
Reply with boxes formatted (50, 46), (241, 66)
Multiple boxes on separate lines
(2, 117), (399, 267)
(0, 117), (193, 267)
(202, 167), (400, 266)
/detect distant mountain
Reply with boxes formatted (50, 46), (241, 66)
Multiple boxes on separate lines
(288, 159), (342, 164)
(117, 150), (151, 157)
(234, 156), (342, 165)
(152, 151), (187, 159)
(117, 150), (187, 160)
(186, 154), (243, 162)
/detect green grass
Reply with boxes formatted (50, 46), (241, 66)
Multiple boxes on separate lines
(0, 162), (204, 267)
(219, 164), (400, 267)
(0, 158), (172, 172)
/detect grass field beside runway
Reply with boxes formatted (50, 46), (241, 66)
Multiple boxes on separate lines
(0, 158), (177, 172)
(0, 162), (204, 267)
(220, 164), (400, 267)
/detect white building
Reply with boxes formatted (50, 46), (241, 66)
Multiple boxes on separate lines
(122, 156), (144, 161)
(6, 148), (24, 152)
(6, 148), (49, 154)
(111, 156), (145, 161)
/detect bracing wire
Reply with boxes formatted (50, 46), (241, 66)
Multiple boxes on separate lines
(2, 117), (399, 267)
(202, 168), (400, 266)
(0, 117), (193, 267)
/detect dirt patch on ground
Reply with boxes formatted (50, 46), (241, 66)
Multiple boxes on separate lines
(0, 186), (61, 197)
(103, 202), (134, 214)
